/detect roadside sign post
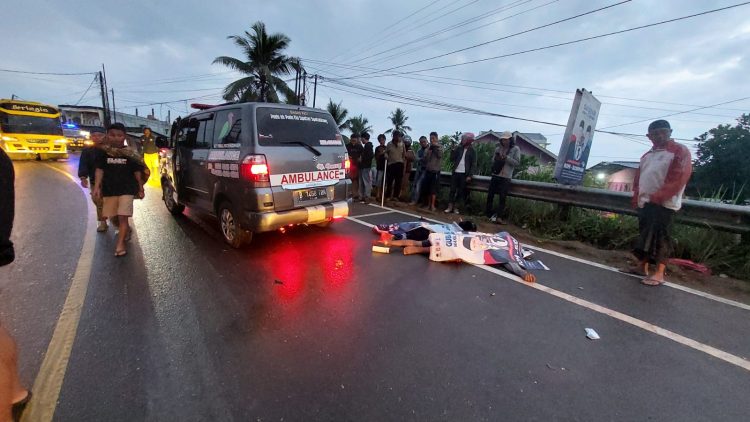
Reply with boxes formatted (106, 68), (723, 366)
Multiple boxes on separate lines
(554, 88), (601, 185)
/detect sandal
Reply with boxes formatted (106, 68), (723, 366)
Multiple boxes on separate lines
(12, 390), (32, 422)
(640, 276), (664, 286)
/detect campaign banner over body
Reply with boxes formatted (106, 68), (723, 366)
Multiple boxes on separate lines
(374, 221), (464, 241)
(554, 89), (602, 185)
(428, 232), (548, 270)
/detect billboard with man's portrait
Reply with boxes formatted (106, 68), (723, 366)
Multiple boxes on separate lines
(554, 89), (601, 185)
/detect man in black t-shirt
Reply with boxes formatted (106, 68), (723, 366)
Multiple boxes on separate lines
(92, 123), (146, 257)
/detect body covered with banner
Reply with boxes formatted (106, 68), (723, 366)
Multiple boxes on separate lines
(554, 89), (601, 185)
(428, 231), (548, 270)
(373, 221), (466, 241)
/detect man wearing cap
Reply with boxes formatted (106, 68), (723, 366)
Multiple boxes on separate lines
(444, 132), (477, 214)
(630, 120), (692, 286)
(486, 131), (520, 224)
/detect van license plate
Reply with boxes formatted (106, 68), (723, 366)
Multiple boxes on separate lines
(297, 188), (328, 202)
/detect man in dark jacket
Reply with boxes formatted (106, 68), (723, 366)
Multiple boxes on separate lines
(373, 134), (387, 199)
(409, 136), (429, 205)
(359, 133), (374, 203)
(0, 149), (14, 267)
(347, 134), (364, 201)
(444, 132), (477, 214)
(78, 128), (108, 232)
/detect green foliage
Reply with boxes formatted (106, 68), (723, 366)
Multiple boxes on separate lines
(213, 21), (301, 103)
(326, 100), (349, 131)
(347, 115), (371, 137)
(473, 143), (495, 176)
(690, 113), (750, 202)
(385, 108), (412, 135)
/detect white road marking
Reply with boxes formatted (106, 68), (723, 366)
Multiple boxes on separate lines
(361, 204), (750, 311)
(345, 210), (750, 372)
(349, 210), (399, 219)
(23, 165), (96, 421)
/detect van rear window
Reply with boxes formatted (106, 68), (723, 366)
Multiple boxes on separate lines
(256, 108), (341, 147)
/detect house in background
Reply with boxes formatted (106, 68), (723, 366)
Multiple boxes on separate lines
(587, 161), (640, 192)
(58, 105), (171, 136)
(474, 130), (557, 166)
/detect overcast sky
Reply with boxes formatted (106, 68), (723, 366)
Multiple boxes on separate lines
(4, 0), (749, 165)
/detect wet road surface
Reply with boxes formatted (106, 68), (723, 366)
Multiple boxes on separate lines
(1, 155), (749, 421)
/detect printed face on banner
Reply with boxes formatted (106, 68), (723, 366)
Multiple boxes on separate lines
(555, 89), (602, 185)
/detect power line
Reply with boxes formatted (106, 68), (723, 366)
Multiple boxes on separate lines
(321, 77), (708, 142)
(319, 0), (445, 71)
(74, 75), (99, 106)
(599, 96), (750, 130)
(0, 68), (96, 76)
(334, 0), (482, 70)
(352, 0), (632, 78)
(306, 61), (743, 118)
(338, 1), (750, 79)
(358, 0), (556, 68)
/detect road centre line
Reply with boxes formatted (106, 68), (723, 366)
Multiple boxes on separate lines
(22, 165), (97, 421)
(361, 204), (750, 311)
(349, 210), (399, 219)
(345, 214), (750, 372)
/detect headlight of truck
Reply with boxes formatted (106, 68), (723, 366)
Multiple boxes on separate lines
(54, 138), (69, 144)
(1, 135), (18, 141)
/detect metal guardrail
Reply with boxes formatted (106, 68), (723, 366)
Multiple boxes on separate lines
(434, 172), (750, 235)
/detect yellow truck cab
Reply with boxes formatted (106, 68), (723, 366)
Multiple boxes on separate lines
(0, 99), (69, 160)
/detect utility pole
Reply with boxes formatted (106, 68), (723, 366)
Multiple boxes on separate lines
(111, 89), (117, 123)
(98, 71), (111, 127)
(294, 68), (300, 103)
(312, 74), (318, 108)
(302, 72), (307, 106)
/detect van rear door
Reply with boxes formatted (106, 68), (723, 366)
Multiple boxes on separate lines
(255, 106), (348, 211)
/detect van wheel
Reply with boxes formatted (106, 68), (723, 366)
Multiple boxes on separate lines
(218, 201), (250, 248)
(163, 183), (184, 215)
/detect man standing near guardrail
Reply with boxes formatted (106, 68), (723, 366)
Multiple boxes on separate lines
(444, 132), (476, 214)
(486, 131), (520, 224)
(630, 120), (692, 286)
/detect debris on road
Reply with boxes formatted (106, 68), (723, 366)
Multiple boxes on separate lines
(490, 292), (496, 296)
(585, 328), (600, 340)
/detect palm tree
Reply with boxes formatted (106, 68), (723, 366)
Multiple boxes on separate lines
(347, 115), (372, 138)
(213, 21), (302, 103)
(327, 99), (350, 131)
(385, 108), (412, 134)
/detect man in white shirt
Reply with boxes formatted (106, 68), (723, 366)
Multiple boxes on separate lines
(630, 120), (692, 286)
(444, 132), (477, 214)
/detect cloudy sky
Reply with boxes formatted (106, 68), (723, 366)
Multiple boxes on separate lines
(4, 0), (749, 165)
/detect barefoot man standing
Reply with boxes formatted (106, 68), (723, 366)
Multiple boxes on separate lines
(631, 120), (692, 286)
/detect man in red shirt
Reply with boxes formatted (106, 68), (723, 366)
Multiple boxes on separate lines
(630, 120), (692, 286)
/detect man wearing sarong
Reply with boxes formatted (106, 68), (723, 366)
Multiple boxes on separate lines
(630, 120), (692, 286)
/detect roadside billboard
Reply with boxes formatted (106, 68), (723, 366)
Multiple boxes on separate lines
(554, 89), (601, 185)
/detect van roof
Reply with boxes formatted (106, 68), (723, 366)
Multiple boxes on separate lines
(182, 102), (327, 119)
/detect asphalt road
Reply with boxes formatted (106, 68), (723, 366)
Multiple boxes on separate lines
(1, 154), (749, 421)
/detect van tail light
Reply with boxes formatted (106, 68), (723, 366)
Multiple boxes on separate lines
(344, 152), (350, 176)
(240, 154), (269, 182)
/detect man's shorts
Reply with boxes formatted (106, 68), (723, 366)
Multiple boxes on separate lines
(103, 195), (134, 217)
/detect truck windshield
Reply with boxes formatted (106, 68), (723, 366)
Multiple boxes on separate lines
(256, 107), (341, 147)
(0, 112), (63, 135)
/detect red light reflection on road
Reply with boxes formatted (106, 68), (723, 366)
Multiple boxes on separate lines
(320, 236), (354, 289)
(266, 245), (305, 302)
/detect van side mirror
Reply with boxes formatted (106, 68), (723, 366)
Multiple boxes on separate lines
(156, 136), (169, 149)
